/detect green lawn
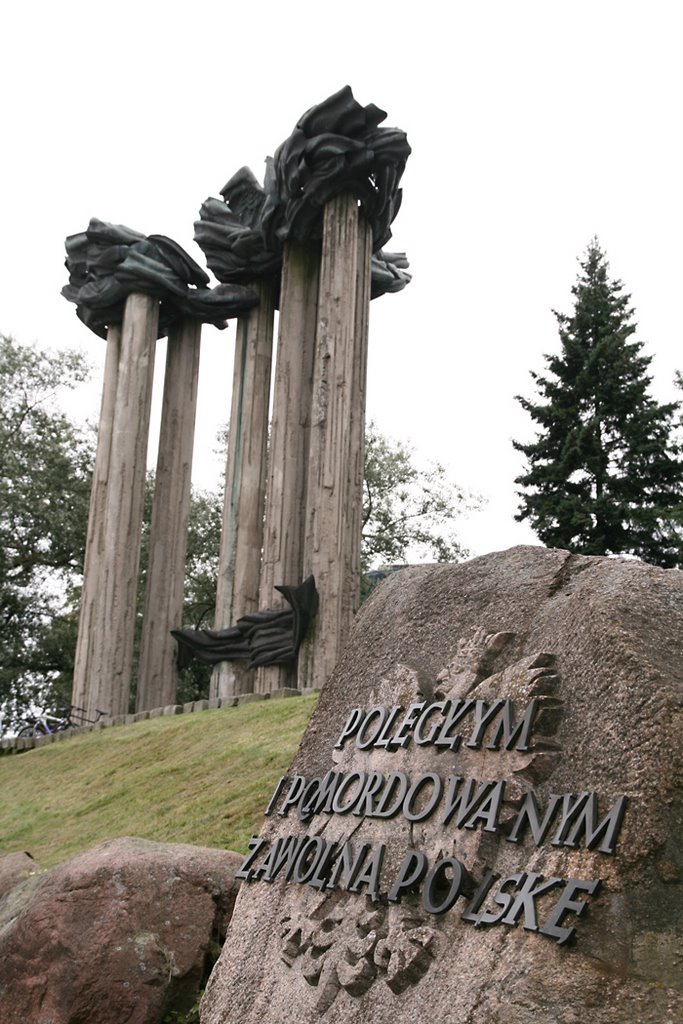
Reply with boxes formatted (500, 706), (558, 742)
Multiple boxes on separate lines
(0, 695), (316, 868)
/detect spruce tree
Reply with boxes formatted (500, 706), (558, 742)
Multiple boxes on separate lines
(514, 239), (683, 568)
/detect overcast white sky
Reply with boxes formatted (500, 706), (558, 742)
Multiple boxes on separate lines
(2, 0), (681, 558)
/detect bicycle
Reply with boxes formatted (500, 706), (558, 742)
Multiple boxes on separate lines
(16, 705), (108, 738)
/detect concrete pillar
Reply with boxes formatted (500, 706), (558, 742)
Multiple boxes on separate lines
(87, 292), (159, 718)
(297, 195), (372, 691)
(136, 317), (202, 711)
(210, 280), (275, 699)
(71, 323), (121, 713)
(255, 242), (320, 694)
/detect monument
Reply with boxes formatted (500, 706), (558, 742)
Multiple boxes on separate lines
(55, 89), (682, 1021)
(62, 223), (258, 718)
(63, 88), (411, 717)
(193, 86), (411, 699)
(200, 547), (683, 1023)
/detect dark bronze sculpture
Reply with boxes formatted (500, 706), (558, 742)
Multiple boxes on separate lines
(195, 169), (281, 288)
(172, 576), (319, 671)
(62, 218), (259, 338)
(259, 85), (410, 251)
(370, 250), (411, 298)
(194, 86), (412, 298)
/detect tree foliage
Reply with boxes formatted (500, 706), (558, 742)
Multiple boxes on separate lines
(0, 336), (94, 728)
(135, 480), (223, 705)
(0, 340), (476, 725)
(362, 422), (475, 572)
(514, 240), (683, 567)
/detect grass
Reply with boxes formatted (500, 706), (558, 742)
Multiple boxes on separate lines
(0, 695), (317, 868)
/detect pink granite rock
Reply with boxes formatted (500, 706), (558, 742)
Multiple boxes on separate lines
(201, 547), (683, 1024)
(0, 850), (39, 898)
(0, 836), (242, 1024)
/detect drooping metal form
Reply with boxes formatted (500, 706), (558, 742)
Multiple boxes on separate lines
(172, 576), (319, 670)
(62, 218), (258, 338)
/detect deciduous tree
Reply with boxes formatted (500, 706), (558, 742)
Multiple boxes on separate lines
(0, 336), (93, 729)
(1, 340), (477, 725)
(362, 422), (476, 573)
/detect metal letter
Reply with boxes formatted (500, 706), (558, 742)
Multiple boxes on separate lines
(334, 707), (364, 749)
(500, 872), (564, 932)
(434, 700), (474, 751)
(466, 700), (505, 749)
(414, 701), (447, 746)
(391, 701), (427, 749)
(388, 850), (429, 903)
(347, 843), (386, 902)
(356, 707), (390, 749)
(539, 878), (601, 945)
(486, 698), (539, 752)
(331, 771), (368, 814)
(563, 794), (628, 855)
(235, 835), (269, 881)
(422, 857), (472, 915)
(402, 772), (443, 823)
(264, 776), (289, 816)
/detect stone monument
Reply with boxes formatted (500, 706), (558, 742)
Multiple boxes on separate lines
(200, 547), (682, 1024)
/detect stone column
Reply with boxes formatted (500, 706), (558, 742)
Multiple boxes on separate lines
(255, 243), (320, 694)
(71, 323), (121, 713)
(297, 195), (372, 691)
(87, 292), (159, 718)
(136, 317), (202, 712)
(346, 217), (373, 611)
(210, 280), (275, 699)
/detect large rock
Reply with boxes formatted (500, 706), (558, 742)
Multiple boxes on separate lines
(0, 851), (39, 898)
(201, 547), (683, 1024)
(0, 836), (242, 1024)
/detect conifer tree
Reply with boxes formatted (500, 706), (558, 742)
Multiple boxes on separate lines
(514, 240), (683, 567)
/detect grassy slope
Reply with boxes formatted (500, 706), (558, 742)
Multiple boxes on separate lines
(0, 695), (316, 868)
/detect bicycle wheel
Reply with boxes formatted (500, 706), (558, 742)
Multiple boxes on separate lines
(17, 722), (49, 738)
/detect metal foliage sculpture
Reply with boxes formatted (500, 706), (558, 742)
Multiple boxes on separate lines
(195, 86), (412, 298)
(370, 250), (412, 299)
(62, 218), (259, 338)
(172, 576), (319, 671)
(196, 168), (282, 288)
(261, 85), (409, 250)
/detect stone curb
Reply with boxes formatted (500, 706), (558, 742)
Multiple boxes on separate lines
(0, 687), (321, 755)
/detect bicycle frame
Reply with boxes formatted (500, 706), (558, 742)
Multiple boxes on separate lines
(17, 705), (108, 738)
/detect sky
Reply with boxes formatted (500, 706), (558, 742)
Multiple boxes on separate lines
(2, 0), (681, 559)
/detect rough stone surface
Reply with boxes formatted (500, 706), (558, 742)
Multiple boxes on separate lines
(0, 851), (39, 898)
(201, 547), (683, 1024)
(0, 836), (242, 1024)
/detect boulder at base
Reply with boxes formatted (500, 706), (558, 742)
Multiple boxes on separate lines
(0, 851), (39, 898)
(201, 547), (683, 1024)
(0, 836), (242, 1024)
